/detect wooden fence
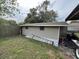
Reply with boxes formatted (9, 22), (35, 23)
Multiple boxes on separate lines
(0, 24), (20, 37)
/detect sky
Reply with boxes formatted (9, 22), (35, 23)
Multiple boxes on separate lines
(52, 0), (79, 21)
(9, 0), (79, 23)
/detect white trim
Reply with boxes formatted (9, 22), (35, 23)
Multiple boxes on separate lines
(20, 25), (68, 27)
(25, 35), (59, 47)
(58, 27), (60, 46)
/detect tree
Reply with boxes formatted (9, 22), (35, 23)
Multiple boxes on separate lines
(36, 0), (49, 12)
(8, 20), (17, 25)
(24, 0), (57, 23)
(24, 8), (40, 23)
(0, 18), (8, 24)
(0, 18), (17, 25)
(38, 10), (57, 22)
(0, 0), (19, 16)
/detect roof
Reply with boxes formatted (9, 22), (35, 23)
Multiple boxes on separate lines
(66, 4), (79, 21)
(20, 22), (68, 27)
(70, 20), (79, 23)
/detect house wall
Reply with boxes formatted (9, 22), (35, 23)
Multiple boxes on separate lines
(68, 26), (79, 32)
(22, 26), (60, 46)
(67, 23), (79, 32)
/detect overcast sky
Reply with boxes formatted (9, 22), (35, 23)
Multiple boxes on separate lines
(11, 0), (79, 23)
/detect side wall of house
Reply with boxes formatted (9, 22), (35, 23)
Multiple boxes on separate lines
(67, 23), (79, 32)
(22, 26), (59, 46)
(68, 26), (79, 32)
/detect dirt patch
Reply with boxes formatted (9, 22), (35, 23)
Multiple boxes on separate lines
(47, 50), (56, 59)
(59, 46), (76, 59)
(47, 49), (64, 59)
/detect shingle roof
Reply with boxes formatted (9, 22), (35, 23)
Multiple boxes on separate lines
(66, 4), (79, 21)
(20, 22), (68, 27)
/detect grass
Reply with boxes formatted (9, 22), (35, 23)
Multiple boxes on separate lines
(0, 36), (64, 59)
(75, 32), (79, 38)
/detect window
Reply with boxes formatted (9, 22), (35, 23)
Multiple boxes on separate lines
(25, 26), (28, 29)
(40, 26), (44, 30)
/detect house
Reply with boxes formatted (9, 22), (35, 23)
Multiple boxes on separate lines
(67, 21), (79, 32)
(66, 4), (79, 32)
(20, 22), (68, 46)
(65, 4), (79, 21)
(20, 4), (79, 47)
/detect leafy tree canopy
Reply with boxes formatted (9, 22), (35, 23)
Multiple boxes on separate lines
(24, 0), (57, 23)
(0, 0), (19, 16)
(0, 18), (17, 25)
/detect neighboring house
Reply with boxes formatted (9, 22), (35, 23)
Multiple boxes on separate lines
(66, 4), (79, 32)
(20, 22), (68, 46)
(65, 4), (79, 59)
(68, 21), (79, 32)
(65, 4), (79, 21)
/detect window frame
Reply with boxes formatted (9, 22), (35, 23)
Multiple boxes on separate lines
(40, 26), (44, 31)
(25, 26), (28, 29)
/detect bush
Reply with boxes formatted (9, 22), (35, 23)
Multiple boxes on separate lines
(0, 18), (20, 37)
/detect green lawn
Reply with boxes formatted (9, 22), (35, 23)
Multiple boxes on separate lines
(75, 33), (79, 38)
(0, 36), (64, 59)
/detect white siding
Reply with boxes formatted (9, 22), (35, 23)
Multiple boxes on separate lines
(68, 26), (79, 31)
(22, 26), (59, 46)
(68, 23), (79, 32)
